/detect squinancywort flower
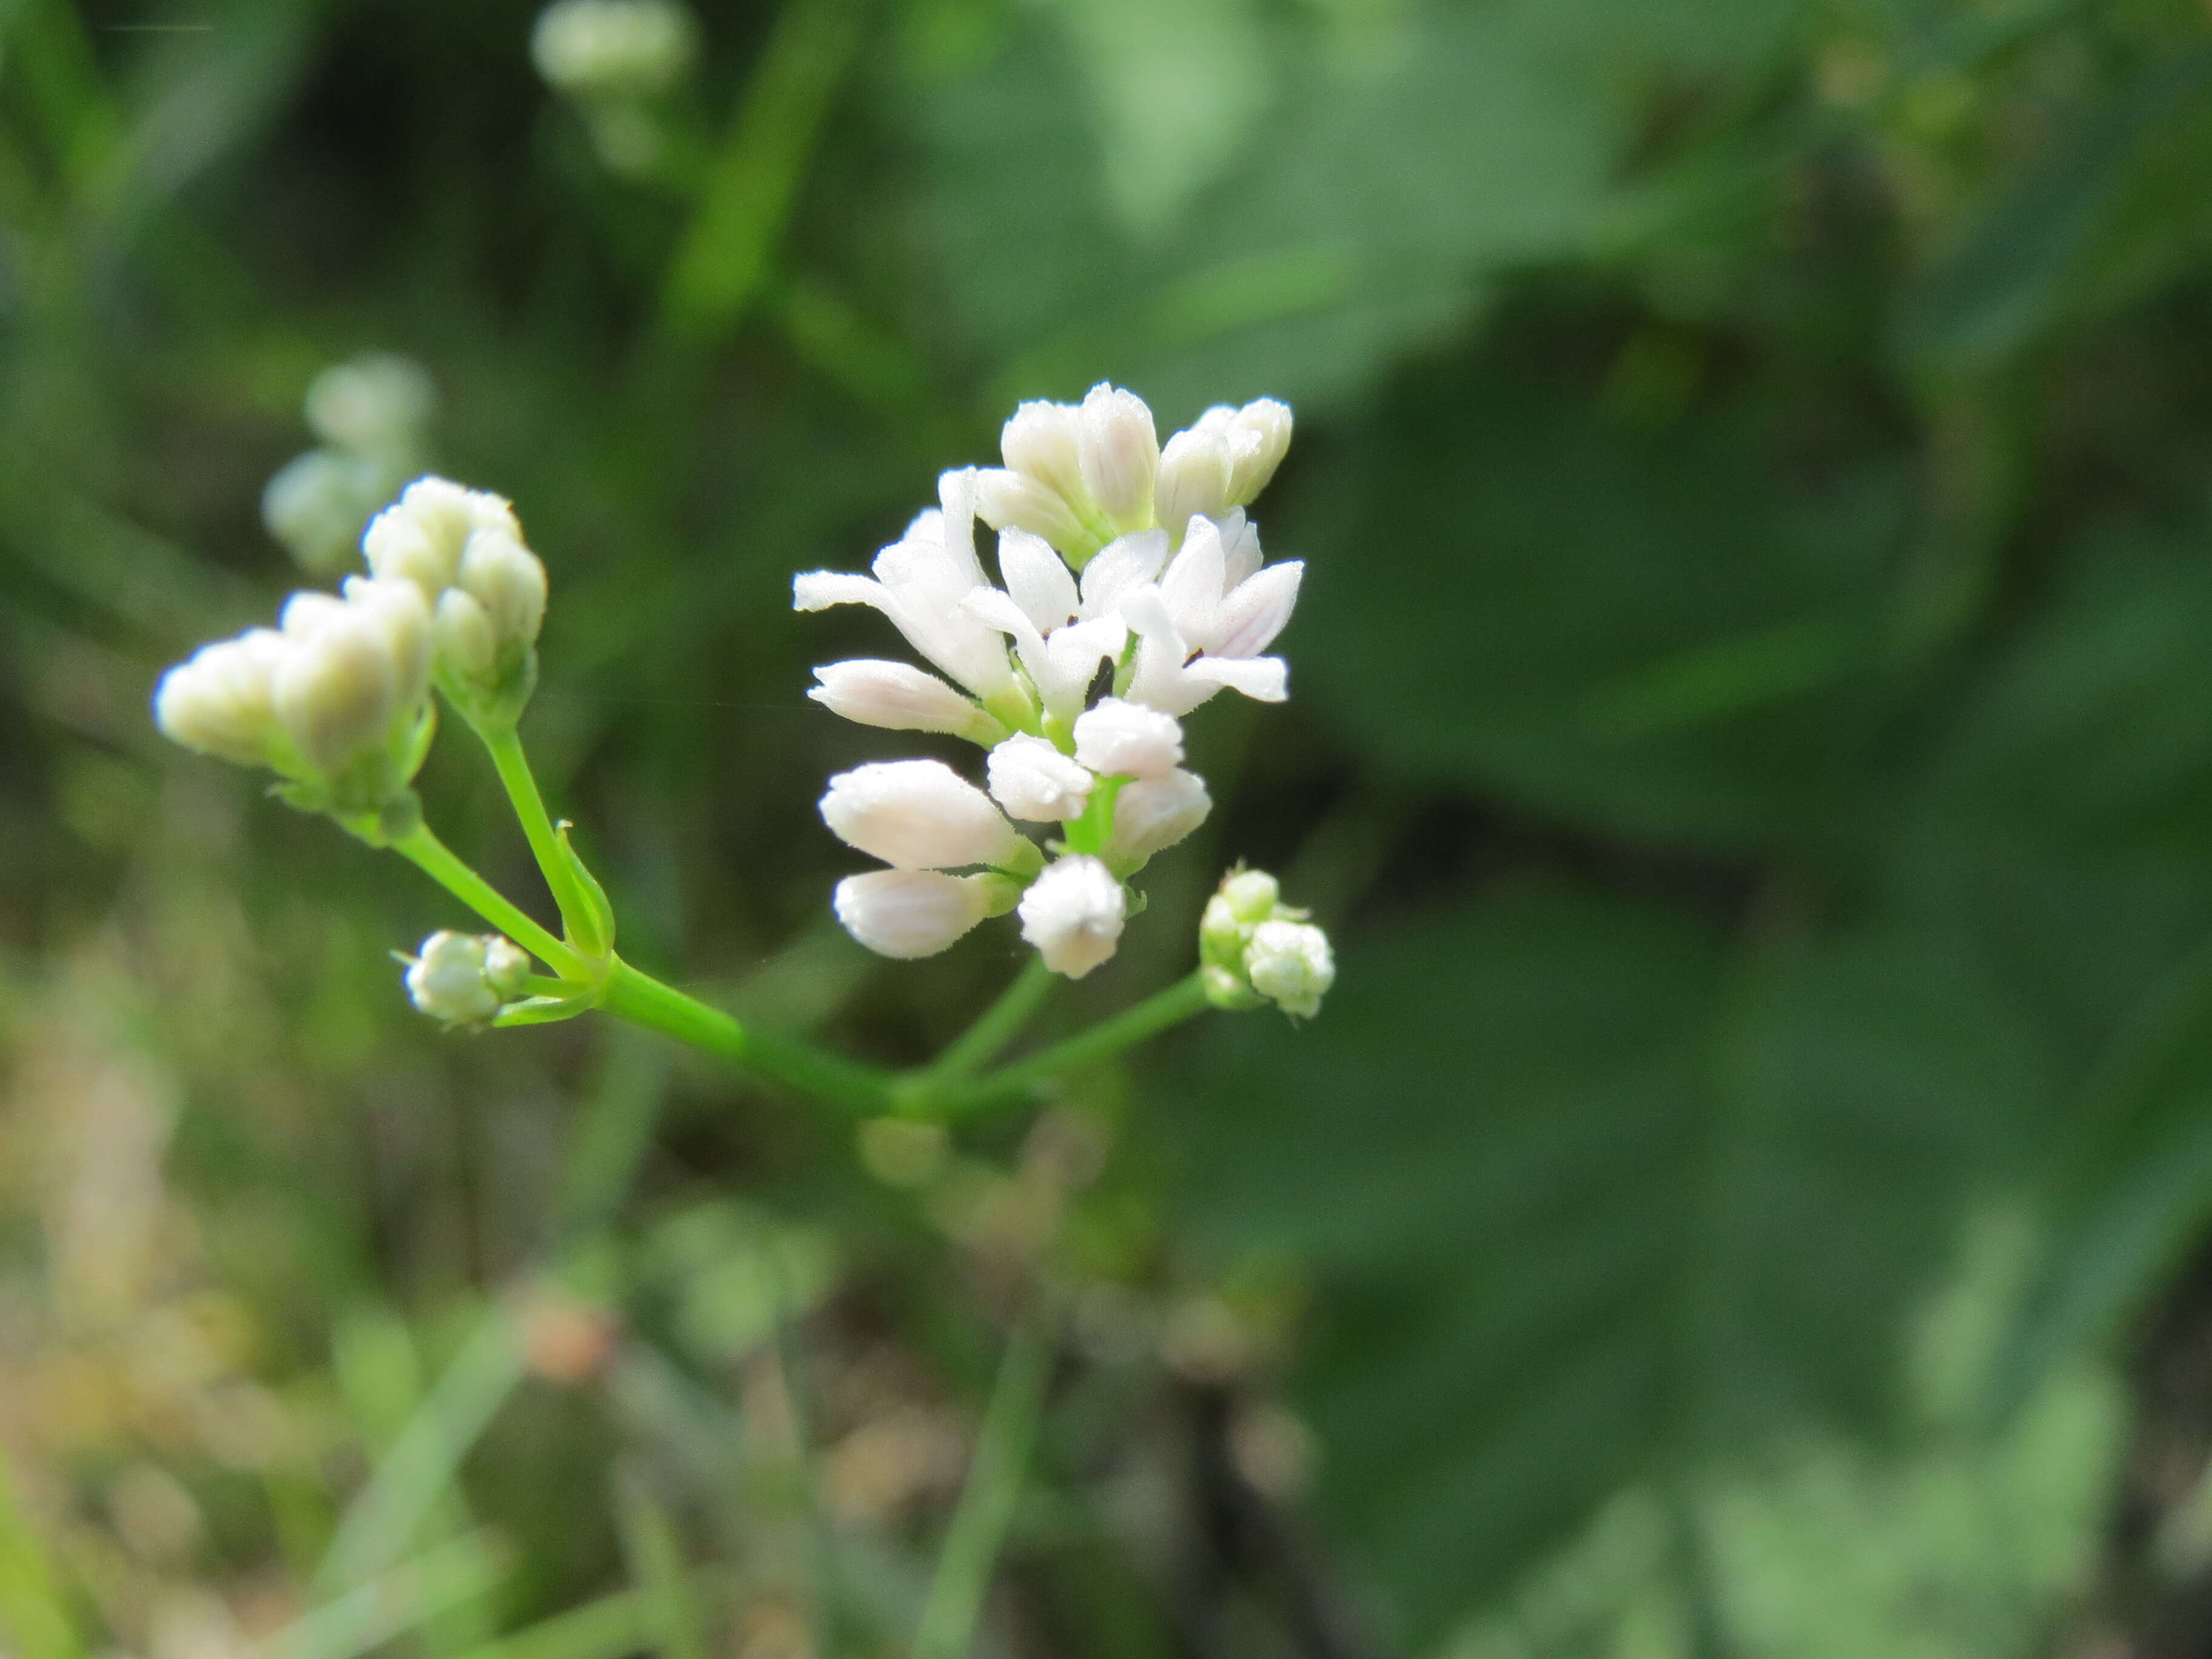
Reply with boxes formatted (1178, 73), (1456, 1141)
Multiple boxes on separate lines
(834, 870), (1020, 959)
(405, 930), (533, 1026)
(1198, 868), (1334, 1019)
(820, 760), (1042, 876)
(988, 734), (1094, 822)
(1019, 854), (1127, 979)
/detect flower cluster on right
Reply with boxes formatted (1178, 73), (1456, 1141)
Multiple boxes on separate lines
(795, 384), (1332, 1016)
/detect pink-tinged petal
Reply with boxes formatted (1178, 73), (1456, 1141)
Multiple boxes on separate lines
(1158, 515), (1228, 643)
(1078, 529), (1170, 619)
(1216, 509), (1264, 589)
(1213, 561), (1302, 660)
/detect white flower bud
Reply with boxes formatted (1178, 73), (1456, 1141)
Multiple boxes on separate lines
(262, 450), (390, 575)
(272, 577), (432, 776)
(833, 870), (1000, 959)
(435, 589), (499, 684)
(974, 469), (1095, 557)
(1019, 854), (1126, 979)
(1072, 697), (1183, 779)
(532, 0), (699, 100)
(820, 759), (1028, 871)
(1104, 768), (1210, 866)
(154, 629), (289, 767)
(987, 733), (1093, 822)
(808, 660), (1005, 743)
(455, 529), (548, 662)
(363, 476), (520, 600)
(1000, 400), (1088, 508)
(1219, 868), (1279, 923)
(1154, 427), (1235, 543)
(304, 355), (435, 457)
(1076, 384), (1159, 535)
(1245, 919), (1333, 1017)
(406, 930), (529, 1025)
(1225, 398), (1293, 504)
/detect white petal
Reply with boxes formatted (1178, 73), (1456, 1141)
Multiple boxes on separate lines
(1000, 400), (1087, 505)
(1018, 854), (1126, 979)
(1076, 384), (1159, 535)
(809, 660), (999, 740)
(1073, 697), (1184, 779)
(987, 732), (1094, 822)
(1105, 768), (1211, 865)
(1215, 508), (1264, 589)
(793, 571), (888, 612)
(834, 870), (994, 959)
(976, 469), (1093, 554)
(1158, 515), (1228, 646)
(819, 759), (1024, 871)
(997, 528), (1079, 634)
(1078, 529), (1170, 620)
(1185, 654), (1288, 704)
(1155, 427), (1235, 541)
(1213, 561), (1302, 661)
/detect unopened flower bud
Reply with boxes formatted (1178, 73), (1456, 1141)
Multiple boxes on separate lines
(406, 930), (531, 1025)
(531, 0), (699, 100)
(363, 477), (521, 600)
(1219, 868), (1279, 922)
(154, 629), (289, 767)
(1019, 854), (1126, 979)
(262, 450), (391, 575)
(974, 470), (1096, 558)
(987, 734), (1093, 822)
(434, 589), (499, 684)
(454, 529), (548, 664)
(1245, 919), (1333, 1018)
(273, 577), (432, 776)
(820, 759), (1030, 871)
(1104, 768), (1211, 867)
(809, 660), (1007, 743)
(1077, 384), (1159, 535)
(1225, 399), (1293, 504)
(304, 355), (435, 458)
(834, 870), (1008, 959)
(1073, 698), (1183, 779)
(1154, 427), (1236, 543)
(1000, 400), (1088, 507)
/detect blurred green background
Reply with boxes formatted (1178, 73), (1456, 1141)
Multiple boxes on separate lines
(10, 0), (2212, 1653)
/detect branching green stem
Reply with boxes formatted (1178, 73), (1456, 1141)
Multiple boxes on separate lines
(394, 825), (585, 980)
(476, 722), (598, 945)
(913, 957), (1058, 1094)
(913, 1313), (1054, 1659)
(933, 971), (1215, 1118)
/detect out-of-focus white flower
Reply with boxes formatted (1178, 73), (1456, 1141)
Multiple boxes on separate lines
(154, 629), (291, 767)
(809, 660), (1008, 744)
(304, 355), (437, 457)
(794, 470), (1023, 716)
(262, 451), (394, 576)
(364, 477), (523, 599)
(406, 930), (532, 1025)
(987, 734), (1094, 822)
(820, 759), (1031, 872)
(1104, 768), (1210, 868)
(1245, 920), (1334, 1018)
(271, 577), (434, 777)
(531, 0), (699, 101)
(833, 870), (1011, 959)
(1073, 698), (1182, 779)
(1018, 855), (1126, 979)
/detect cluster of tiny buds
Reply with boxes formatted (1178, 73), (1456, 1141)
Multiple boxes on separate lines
(155, 475), (548, 822)
(796, 384), (1304, 981)
(1200, 870), (1335, 1020)
(404, 931), (534, 1027)
(531, 0), (697, 101)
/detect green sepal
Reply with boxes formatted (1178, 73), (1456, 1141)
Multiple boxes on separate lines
(554, 821), (617, 958)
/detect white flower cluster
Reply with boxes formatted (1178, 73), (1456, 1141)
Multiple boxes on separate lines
(262, 354), (435, 575)
(155, 476), (548, 821)
(795, 386), (1302, 979)
(406, 930), (534, 1026)
(1199, 870), (1335, 1019)
(531, 0), (699, 177)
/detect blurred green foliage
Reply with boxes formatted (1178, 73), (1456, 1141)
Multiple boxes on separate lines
(13, 0), (2212, 1654)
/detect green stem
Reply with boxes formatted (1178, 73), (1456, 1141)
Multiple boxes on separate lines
(912, 1315), (1053, 1659)
(917, 958), (1058, 1091)
(936, 972), (1215, 1118)
(476, 722), (596, 944)
(394, 825), (584, 979)
(600, 959), (890, 1116)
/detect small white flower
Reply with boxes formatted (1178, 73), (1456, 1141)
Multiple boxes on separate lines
(819, 759), (1030, 871)
(304, 355), (435, 458)
(406, 930), (532, 1025)
(153, 629), (290, 767)
(987, 733), (1093, 822)
(1104, 768), (1211, 867)
(1000, 400), (1089, 511)
(833, 870), (1005, 959)
(1245, 919), (1333, 1018)
(794, 469), (1021, 708)
(364, 476), (522, 600)
(1076, 384), (1161, 536)
(1223, 399), (1293, 502)
(1073, 697), (1182, 779)
(262, 451), (394, 575)
(1152, 400), (1293, 546)
(532, 0), (699, 100)
(1155, 512), (1302, 662)
(272, 577), (434, 776)
(808, 660), (1007, 743)
(1118, 585), (1287, 717)
(1019, 854), (1127, 979)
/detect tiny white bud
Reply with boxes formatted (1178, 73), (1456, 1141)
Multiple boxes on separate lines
(532, 0), (699, 100)
(809, 660), (1005, 743)
(1000, 400), (1088, 508)
(1018, 854), (1127, 979)
(363, 476), (521, 600)
(153, 629), (289, 767)
(974, 469), (1095, 557)
(820, 759), (1028, 871)
(1105, 768), (1211, 866)
(272, 577), (432, 776)
(1073, 697), (1184, 779)
(1219, 868), (1279, 923)
(1225, 398), (1293, 504)
(407, 930), (522, 1025)
(304, 355), (435, 457)
(1245, 919), (1333, 1018)
(1154, 427), (1236, 542)
(987, 733), (1093, 822)
(1076, 384), (1159, 535)
(455, 528), (548, 662)
(262, 450), (390, 575)
(435, 589), (499, 683)
(833, 870), (999, 959)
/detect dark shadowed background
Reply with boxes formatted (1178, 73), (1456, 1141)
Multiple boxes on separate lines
(7, 0), (2212, 1654)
